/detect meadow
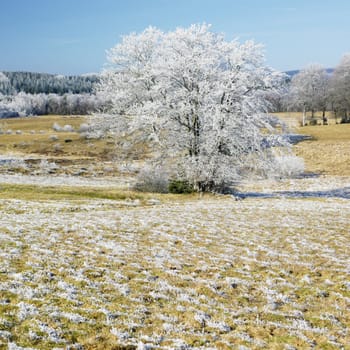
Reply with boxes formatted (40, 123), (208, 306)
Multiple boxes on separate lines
(0, 114), (349, 349)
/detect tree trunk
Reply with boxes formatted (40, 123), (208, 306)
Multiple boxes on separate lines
(302, 106), (306, 126)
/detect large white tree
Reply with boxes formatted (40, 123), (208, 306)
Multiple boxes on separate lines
(95, 24), (294, 191)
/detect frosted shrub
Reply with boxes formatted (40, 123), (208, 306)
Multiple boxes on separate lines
(78, 123), (90, 133)
(62, 124), (74, 132)
(39, 159), (59, 174)
(273, 156), (305, 178)
(52, 123), (62, 132)
(52, 123), (74, 133)
(133, 166), (169, 193)
(49, 135), (59, 141)
(53, 143), (62, 152)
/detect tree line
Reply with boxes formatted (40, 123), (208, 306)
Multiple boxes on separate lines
(0, 71), (99, 95)
(0, 72), (105, 117)
(281, 55), (350, 124)
(0, 92), (106, 118)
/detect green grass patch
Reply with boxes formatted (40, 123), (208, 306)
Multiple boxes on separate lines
(0, 183), (200, 202)
(0, 183), (144, 201)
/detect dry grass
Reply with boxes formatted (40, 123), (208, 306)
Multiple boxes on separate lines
(294, 124), (350, 176)
(0, 186), (349, 349)
(276, 112), (350, 176)
(0, 114), (349, 349)
(274, 112), (350, 176)
(0, 115), (85, 132)
(0, 115), (115, 160)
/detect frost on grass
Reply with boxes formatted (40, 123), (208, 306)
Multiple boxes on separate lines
(0, 176), (349, 348)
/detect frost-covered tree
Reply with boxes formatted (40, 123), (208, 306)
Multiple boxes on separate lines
(0, 72), (8, 83)
(330, 54), (350, 123)
(95, 24), (294, 191)
(287, 64), (329, 125)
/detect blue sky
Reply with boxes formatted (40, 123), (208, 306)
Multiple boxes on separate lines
(0, 0), (349, 75)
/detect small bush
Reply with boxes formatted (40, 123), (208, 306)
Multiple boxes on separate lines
(53, 143), (62, 152)
(168, 179), (194, 194)
(133, 167), (169, 193)
(52, 122), (62, 132)
(273, 155), (305, 178)
(63, 124), (74, 132)
(78, 123), (90, 133)
(49, 135), (59, 141)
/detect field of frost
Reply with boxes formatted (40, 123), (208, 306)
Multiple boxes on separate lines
(0, 174), (349, 349)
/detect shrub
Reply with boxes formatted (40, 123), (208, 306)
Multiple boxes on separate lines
(340, 117), (350, 124)
(78, 123), (90, 133)
(273, 155), (305, 178)
(49, 135), (59, 141)
(53, 143), (62, 152)
(309, 118), (318, 126)
(133, 166), (169, 193)
(168, 179), (194, 194)
(52, 122), (62, 132)
(62, 124), (74, 132)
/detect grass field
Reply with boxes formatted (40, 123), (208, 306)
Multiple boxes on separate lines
(0, 115), (116, 162)
(0, 114), (349, 349)
(274, 112), (350, 176)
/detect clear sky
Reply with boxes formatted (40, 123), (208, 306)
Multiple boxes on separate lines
(1, 0), (349, 75)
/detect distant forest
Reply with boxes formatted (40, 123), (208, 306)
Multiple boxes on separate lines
(0, 71), (100, 95)
(0, 72), (105, 117)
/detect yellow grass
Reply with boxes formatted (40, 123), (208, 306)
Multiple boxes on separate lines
(274, 112), (350, 176)
(295, 126), (350, 176)
(1, 113), (349, 177)
(0, 115), (110, 158)
(0, 115), (85, 132)
(0, 114), (349, 348)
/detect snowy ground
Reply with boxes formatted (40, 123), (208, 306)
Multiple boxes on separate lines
(0, 175), (349, 349)
(0, 173), (133, 189)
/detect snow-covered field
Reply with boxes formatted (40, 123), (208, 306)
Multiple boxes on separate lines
(0, 175), (349, 349)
